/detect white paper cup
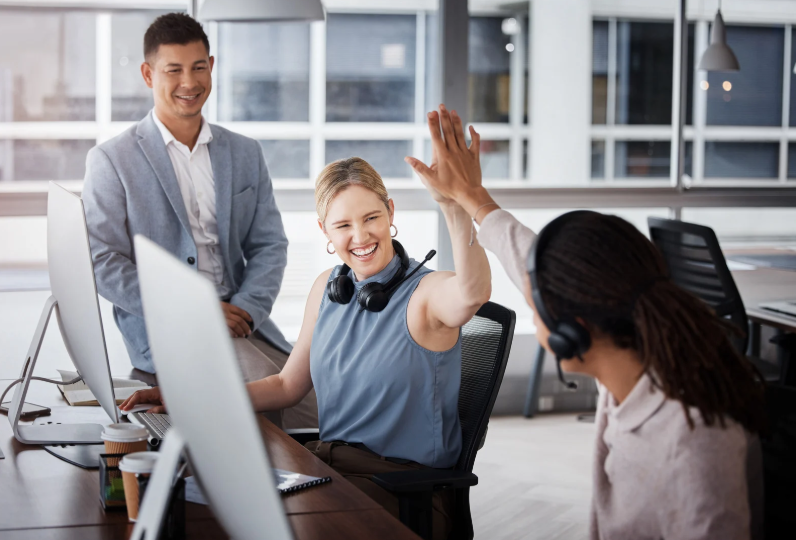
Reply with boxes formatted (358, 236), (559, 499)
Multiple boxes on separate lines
(119, 451), (160, 522)
(102, 423), (149, 456)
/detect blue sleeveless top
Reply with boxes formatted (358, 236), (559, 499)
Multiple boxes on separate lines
(310, 254), (462, 468)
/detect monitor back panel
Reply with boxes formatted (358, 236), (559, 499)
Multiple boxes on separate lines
(135, 235), (292, 540)
(47, 182), (117, 423)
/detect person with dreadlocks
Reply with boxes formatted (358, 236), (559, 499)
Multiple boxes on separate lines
(405, 105), (766, 540)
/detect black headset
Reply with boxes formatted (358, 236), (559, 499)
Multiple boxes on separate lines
(527, 211), (598, 389)
(327, 240), (436, 313)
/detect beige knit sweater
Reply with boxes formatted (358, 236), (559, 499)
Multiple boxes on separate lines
(476, 208), (763, 540)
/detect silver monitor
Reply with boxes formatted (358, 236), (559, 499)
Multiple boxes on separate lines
(133, 235), (292, 540)
(7, 182), (117, 445)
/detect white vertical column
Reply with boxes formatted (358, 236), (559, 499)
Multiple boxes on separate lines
(309, 21), (326, 180)
(670, 0), (687, 190)
(96, 13), (112, 143)
(780, 25), (792, 183)
(693, 21), (709, 185)
(529, 0), (591, 185)
(206, 21), (219, 123)
(413, 12), (426, 163)
(509, 15), (526, 182)
(605, 18), (617, 182)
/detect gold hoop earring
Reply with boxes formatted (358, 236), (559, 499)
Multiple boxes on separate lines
(326, 241), (336, 254)
(390, 224), (398, 238)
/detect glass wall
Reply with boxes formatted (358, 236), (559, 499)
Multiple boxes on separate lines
(705, 26), (783, 127)
(218, 22), (310, 122)
(592, 17), (795, 184)
(326, 14), (416, 123)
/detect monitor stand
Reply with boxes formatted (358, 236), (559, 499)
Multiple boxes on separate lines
(7, 295), (106, 449)
(131, 430), (186, 540)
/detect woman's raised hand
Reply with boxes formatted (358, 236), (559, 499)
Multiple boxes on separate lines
(405, 104), (482, 205)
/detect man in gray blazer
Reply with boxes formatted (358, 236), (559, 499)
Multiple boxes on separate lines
(83, 13), (316, 428)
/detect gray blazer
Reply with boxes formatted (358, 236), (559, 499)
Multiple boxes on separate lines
(83, 112), (291, 373)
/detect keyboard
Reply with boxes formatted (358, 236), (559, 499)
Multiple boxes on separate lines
(130, 412), (172, 444)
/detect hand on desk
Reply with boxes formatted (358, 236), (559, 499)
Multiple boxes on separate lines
(222, 302), (252, 338)
(120, 387), (166, 414)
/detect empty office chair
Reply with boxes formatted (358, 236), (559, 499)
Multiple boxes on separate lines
(372, 301), (516, 540)
(761, 384), (796, 540)
(647, 217), (782, 381)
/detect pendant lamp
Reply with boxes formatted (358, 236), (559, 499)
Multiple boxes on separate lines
(698, 8), (739, 71)
(198, 0), (325, 22)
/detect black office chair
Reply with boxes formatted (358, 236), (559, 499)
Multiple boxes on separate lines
(647, 217), (782, 381)
(761, 384), (796, 540)
(371, 301), (516, 540)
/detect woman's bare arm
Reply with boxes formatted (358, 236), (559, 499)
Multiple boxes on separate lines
(246, 268), (332, 412)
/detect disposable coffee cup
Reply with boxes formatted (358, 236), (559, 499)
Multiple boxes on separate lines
(119, 451), (160, 522)
(102, 423), (148, 457)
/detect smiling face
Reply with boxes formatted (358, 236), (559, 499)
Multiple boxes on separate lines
(141, 40), (213, 123)
(321, 185), (395, 280)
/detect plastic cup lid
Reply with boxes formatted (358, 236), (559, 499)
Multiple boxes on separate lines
(119, 451), (160, 474)
(101, 423), (148, 443)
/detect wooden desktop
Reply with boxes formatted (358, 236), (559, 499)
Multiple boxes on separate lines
(0, 376), (419, 540)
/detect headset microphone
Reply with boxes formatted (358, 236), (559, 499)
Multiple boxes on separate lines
(555, 358), (578, 390)
(384, 249), (436, 296)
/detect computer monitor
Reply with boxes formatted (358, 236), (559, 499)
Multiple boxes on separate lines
(133, 235), (292, 540)
(7, 182), (117, 446)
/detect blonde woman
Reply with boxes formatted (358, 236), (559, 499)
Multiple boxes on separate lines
(122, 106), (491, 538)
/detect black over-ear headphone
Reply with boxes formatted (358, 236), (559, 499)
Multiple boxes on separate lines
(527, 211), (598, 389)
(327, 240), (436, 313)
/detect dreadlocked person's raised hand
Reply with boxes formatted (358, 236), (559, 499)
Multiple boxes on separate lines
(405, 105), (482, 205)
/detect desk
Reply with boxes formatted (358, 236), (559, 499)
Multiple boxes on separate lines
(0, 379), (418, 540)
(732, 266), (796, 334)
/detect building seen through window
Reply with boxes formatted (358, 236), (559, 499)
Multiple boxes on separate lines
(218, 21), (310, 122)
(325, 14), (416, 123)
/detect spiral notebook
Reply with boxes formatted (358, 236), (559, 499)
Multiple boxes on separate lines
(184, 469), (331, 504)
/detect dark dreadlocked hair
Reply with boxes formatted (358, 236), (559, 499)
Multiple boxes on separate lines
(537, 212), (766, 434)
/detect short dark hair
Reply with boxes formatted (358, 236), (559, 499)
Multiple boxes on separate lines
(144, 13), (210, 60)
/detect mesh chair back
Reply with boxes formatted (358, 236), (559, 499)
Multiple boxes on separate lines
(648, 217), (748, 353)
(457, 301), (515, 472)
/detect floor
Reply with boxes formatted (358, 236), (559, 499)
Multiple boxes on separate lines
(471, 415), (594, 540)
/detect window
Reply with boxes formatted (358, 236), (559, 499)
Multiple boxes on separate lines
(789, 143), (796, 179)
(326, 14), (416, 123)
(325, 140), (412, 178)
(111, 11), (173, 122)
(0, 10), (96, 121)
(259, 140), (310, 179)
(704, 142), (779, 179)
(790, 27), (796, 127)
(706, 26), (784, 127)
(469, 17), (511, 123)
(0, 140), (94, 182)
(591, 141), (606, 179)
(592, 21), (609, 125)
(615, 141), (670, 178)
(218, 22), (310, 122)
(615, 21), (674, 125)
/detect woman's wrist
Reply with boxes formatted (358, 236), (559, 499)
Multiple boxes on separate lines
(457, 187), (499, 224)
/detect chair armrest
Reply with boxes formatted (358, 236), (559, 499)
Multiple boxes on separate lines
(372, 469), (478, 493)
(285, 428), (319, 446)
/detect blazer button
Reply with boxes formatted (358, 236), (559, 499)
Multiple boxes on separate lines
(187, 257), (196, 265)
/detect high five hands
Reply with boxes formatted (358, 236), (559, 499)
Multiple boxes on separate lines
(405, 105), (498, 220)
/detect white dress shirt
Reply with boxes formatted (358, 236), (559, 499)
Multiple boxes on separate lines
(152, 110), (231, 298)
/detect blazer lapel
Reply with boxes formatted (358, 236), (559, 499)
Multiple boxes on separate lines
(209, 126), (232, 268)
(136, 114), (192, 236)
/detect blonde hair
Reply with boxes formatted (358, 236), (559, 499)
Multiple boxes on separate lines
(315, 157), (390, 225)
